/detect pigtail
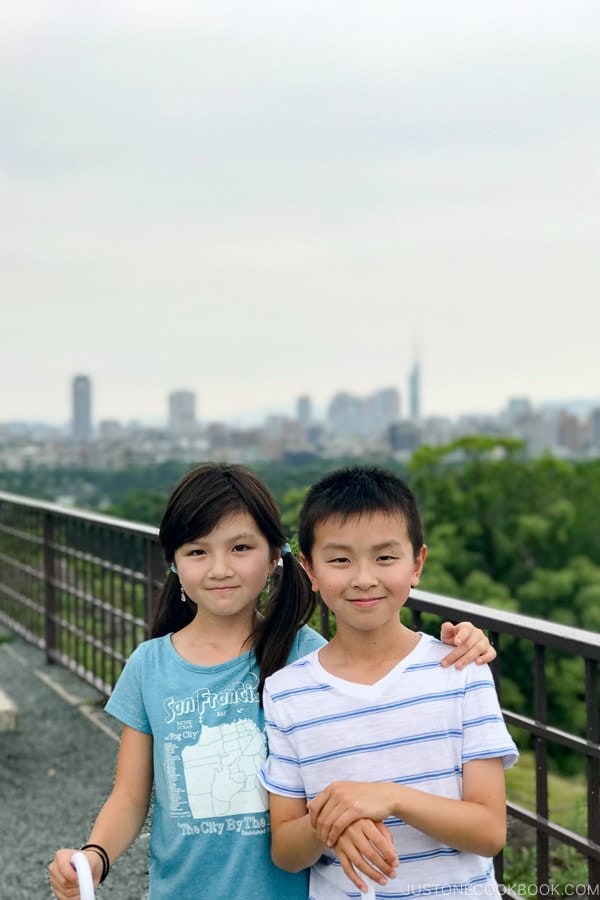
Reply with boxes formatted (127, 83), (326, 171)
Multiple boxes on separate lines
(151, 571), (197, 638)
(254, 551), (316, 699)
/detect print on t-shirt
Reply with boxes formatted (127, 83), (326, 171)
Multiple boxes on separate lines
(163, 672), (268, 832)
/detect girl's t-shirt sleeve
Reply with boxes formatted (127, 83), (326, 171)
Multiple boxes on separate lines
(104, 642), (152, 734)
(288, 625), (327, 663)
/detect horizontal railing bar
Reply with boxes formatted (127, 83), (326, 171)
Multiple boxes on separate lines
(0, 490), (159, 539)
(0, 610), (44, 648)
(409, 588), (600, 659)
(0, 582), (43, 614)
(0, 552), (43, 580)
(1, 544), (159, 588)
(46, 647), (113, 696)
(508, 802), (600, 860)
(502, 711), (600, 759)
(0, 522), (45, 546)
(50, 588), (147, 628)
(51, 620), (131, 664)
(48, 547), (149, 583)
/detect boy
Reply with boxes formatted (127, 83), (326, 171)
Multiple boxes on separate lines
(259, 466), (518, 898)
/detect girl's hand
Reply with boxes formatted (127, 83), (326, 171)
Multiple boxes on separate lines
(439, 621), (496, 668)
(48, 848), (102, 899)
(308, 781), (394, 848)
(334, 819), (399, 893)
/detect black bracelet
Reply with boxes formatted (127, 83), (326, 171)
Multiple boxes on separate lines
(80, 843), (110, 884)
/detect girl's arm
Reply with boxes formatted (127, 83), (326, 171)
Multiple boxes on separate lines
(308, 756), (507, 857)
(439, 621), (496, 667)
(269, 795), (323, 872)
(49, 725), (153, 898)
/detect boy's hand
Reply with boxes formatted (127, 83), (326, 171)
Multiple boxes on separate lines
(308, 781), (394, 848)
(334, 819), (399, 893)
(439, 621), (496, 668)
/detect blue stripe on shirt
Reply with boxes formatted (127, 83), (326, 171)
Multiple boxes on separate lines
(269, 681), (495, 735)
(269, 727), (463, 767)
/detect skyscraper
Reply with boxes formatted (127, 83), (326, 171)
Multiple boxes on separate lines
(168, 390), (197, 436)
(366, 388), (400, 432)
(408, 362), (421, 421)
(72, 375), (92, 442)
(327, 392), (363, 435)
(296, 394), (312, 427)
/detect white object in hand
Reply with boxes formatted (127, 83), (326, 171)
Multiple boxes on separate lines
(70, 851), (95, 900)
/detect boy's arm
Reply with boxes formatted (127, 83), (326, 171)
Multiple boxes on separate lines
(309, 756), (507, 858)
(269, 793), (399, 890)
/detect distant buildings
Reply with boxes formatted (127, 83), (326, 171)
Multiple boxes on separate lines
(4, 370), (600, 472)
(72, 375), (92, 442)
(327, 388), (400, 437)
(168, 390), (197, 437)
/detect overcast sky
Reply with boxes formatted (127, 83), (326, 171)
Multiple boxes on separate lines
(2, 1), (599, 426)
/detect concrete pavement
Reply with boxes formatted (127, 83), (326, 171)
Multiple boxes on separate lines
(0, 627), (149, 899)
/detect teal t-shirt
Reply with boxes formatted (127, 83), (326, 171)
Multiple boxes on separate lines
(105, 625), (326, 900)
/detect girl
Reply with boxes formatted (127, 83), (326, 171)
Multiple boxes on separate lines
(49, 462), (496, 900)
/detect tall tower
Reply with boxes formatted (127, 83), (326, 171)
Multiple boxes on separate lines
(296, 394), (312, 427)
(168, 390), (196, 436)
(408, 362), (421, 421)
(72, 375), (92, 442)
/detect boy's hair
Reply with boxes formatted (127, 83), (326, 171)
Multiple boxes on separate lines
(152, 462), (315, 695)
(298, 465), (424, 560)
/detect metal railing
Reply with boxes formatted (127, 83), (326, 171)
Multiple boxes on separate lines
(0, 489), (598, 892)
(407, 591), (600, 892)
(0, 490), (165, 694)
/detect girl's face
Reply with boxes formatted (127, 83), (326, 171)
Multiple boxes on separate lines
(173, 510), (278, 626)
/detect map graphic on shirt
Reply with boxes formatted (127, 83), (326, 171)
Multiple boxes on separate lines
(181, 718), (268, 818)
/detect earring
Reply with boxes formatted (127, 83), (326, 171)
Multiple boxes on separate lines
(265, 573), (272, 593)
(180, 585), (187, 603)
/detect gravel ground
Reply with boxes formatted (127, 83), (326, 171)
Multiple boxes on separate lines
(0, 627), (149, 900)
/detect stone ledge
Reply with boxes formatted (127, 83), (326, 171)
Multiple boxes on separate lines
(0, 686), (18, 730)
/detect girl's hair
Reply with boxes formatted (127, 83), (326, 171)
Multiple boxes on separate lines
(299, 465), (424, 560)
(151, 462), (316, 695)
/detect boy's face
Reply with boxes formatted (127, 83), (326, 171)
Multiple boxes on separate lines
(301, 511), (427, 635)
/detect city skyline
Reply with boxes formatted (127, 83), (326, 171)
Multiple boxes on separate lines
(2, 370), (599, 472)
(3, 370), (600, 432)
(2, 2), (600, 425)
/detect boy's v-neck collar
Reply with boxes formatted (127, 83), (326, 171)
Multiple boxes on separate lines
(310, 632), (429, 697)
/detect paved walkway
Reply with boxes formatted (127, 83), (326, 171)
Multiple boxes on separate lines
(0, 627), (149, 899)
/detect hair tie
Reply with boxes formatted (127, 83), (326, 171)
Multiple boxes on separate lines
(281, 543), (292, 556)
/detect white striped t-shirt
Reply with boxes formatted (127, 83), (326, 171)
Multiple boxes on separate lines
(259, 633), (518, 899)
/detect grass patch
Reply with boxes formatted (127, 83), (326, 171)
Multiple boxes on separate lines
(506, 750), (587, 833)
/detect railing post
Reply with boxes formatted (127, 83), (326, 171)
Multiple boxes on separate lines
(43, 511), (57, 662)
(489, 630), (504, 886)
(144, 538), (164, 637)
(587, 658), (600, 889)
(534, 643), (549, 887)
